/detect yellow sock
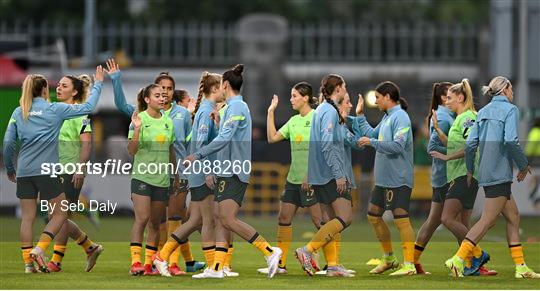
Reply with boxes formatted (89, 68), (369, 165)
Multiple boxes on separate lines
(158, 222), (167, 251)
(51, 245), (66, 264)
(211, 247), (228, 271)
(322, 239), (338, 267)
(76, 232), (95, 253)
(224, 244), (234, 269)
(249, 233), (274, 257)
(167, 217), (182, 266)
(456, 239), (476, 261)
(277, 224), (292, 268)
(414, 243), (425, 263)
(367, 215), (393, 255)
(509, 244), (525, 265)
(36, 231), (54, 251)
(21, 246), (32, 264)
(203, 246), (215, 267)
(159, 235), (181, 262)
(180, 240), (194, 263)
(130, 243), (142, 265)
(472, 245), (483, 258)
(335, 232), (342, 264)
(145, 245), (157, 266)
(306, 218), (345, 253)
(394, 217), (415, 264)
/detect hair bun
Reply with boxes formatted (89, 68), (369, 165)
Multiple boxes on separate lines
(232, 64), (244, 75)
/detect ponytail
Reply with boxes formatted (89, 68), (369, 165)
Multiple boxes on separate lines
(482, 76), (511, 98)
(449, 78), (476, 113)
(428, 82), (452, 120)
(20, 74), (48, 120)
(193, 71), (222, 120)
(137, 84), (160, 112)
(320, 74), (345, 124)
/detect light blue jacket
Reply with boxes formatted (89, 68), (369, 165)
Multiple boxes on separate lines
(188, 99), (219, 187)
(428, 106), (455, 188)
(3, 81), (103, 177)
(110, 71), (136, 116)
(194, 95), (251, 183)
(170, 104), (192, 179)
(340, 124), (363, 188)
(465, 95), (528, 186)
(307, 101), (347, 185)
(350, 104), (414, 188)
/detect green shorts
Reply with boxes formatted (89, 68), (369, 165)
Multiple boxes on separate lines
(446, 175), (479, 209)
(432, 183), (450, 204)
(131, 179), (169, 202)
(190, 184), (214, 202)
(312, 179), (352, 205)
(16, 175), (63, 201)
(169, 178), (189, 196)
(370, 185), (412, 211)
(215, 175), (248, 206)
(281, 182), (318, 208)
(59, 174), (82, 203)
(483, 182), (512, 200)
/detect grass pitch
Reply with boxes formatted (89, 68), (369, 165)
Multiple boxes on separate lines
(0, 216), (539, 289)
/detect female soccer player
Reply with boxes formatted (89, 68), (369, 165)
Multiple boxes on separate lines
(446, 76), (540, 279)
(294, 74), (353, 277)
(412, 82), (454, 274)
(259, 82), (321, 275)
(46, 74), (104, 273)
(352, 81), (416, 276)
(173, 89), (191, 108)
(3, 67), (104, 273)
(107, 59), (203, 274)
(152, 72), (228, 276)
(156, 64), (282, 279)
(429, 79), (497, 276)
(125, 84), (175, 275)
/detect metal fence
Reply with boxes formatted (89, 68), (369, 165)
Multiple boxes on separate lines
(0, 20), (480, 65)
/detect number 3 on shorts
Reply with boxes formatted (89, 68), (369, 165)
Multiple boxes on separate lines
(218, 180), (226, 193)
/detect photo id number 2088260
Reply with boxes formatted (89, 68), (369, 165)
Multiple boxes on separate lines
(183, 160), (251, 175)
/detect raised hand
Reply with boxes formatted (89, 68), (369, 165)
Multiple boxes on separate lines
(94, 65), (104, 82)
(131, 110), (141, 129)
(431, 110), (439, 129)
(356, 94), (364, 115)
(104, 58), (120, 75)
(268, 94), (279, 113)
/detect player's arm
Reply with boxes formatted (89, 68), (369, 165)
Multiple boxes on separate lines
(54, 66), (103, 120)
(267, 94), (285, 143)
(3, 111), (19, 182)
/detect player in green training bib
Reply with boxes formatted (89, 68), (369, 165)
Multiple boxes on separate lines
(126, 83), (175, 276)
(258, 82), (322, 275)
(46, 74), (103, 273)
(430, 79), (497, 276)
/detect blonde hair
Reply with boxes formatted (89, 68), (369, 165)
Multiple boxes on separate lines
(193, 71), (221, 120)
(482, 76), (510, 98)
(20, 74), (48, 120)
(449, 78), (476, 113)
